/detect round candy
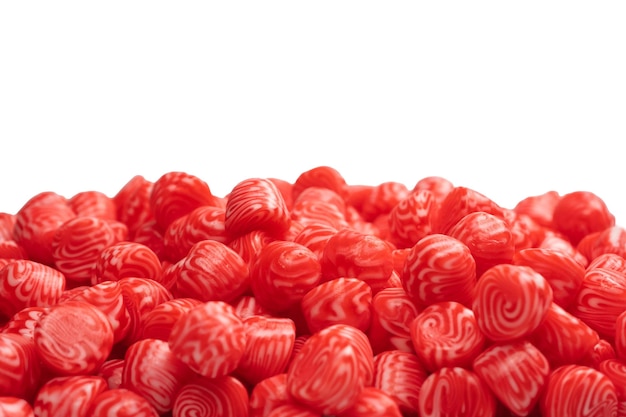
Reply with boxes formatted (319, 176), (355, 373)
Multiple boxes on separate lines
(91, 241), (162, 285)
(33, 375), (107, 417)
(418, 367), (496, 417)
(372, 350), (428, 416)
(387, 189), (435, 249)
(320, 228), (393, 294)
(473, 340), (550, 416)
(530, 302), (599, 367)
(410, 301), (485, 372)
(34, 300), (114, 375)
(367, 286), (419, 355)
(168, 301), (246, 379)
(513, 247), (585, 309)
(149, 171), (219, 231)
(571, 266), (626, 340)
(250, 240), (321, 314)
(448, 211), (515, 277)
(402, 233), (476, 309)
(51, 216), (124, 284)
(172, 375), (249, 417)
(225, 177), (291, 239)
(235, 315), (296, 385)
(122, 338), (192, 414)
(140, 298), (202, 341)
(301, 277), (373, 334)
(0, 259), (65, 318)
(541, 365), (618, 417)
(472, 264), (553, 342)
(172, 239), (250, 303)
(287, 324), (374, 415)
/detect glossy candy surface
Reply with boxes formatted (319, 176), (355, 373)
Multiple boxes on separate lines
(168, 301), (246, 378)
(34, 300), (114, 375)
(3, 168), (626, 416)
(472, 264), (553, 342)
(287, 324), (374, 415)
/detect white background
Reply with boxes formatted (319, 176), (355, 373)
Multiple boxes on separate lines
(1, 2), (625, 225)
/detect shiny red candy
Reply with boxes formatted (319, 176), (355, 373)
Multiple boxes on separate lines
(473, 341), (550, 416)
(249, 373), (292, 417)
(168, 301), (246, 379)
(0, 333), (40, 400)
(88, 388), (159, 417)
(171, 239), (249, 302)
(387, 189), (436, 249)
(149, 171), (219, 231)
(172, 375), (249, 417)
(513, 247), (585, 309)
(236, 315), (296, 385)
(0, 240), (28, 260)
(410, 301), (485, 372)
(552, 191), (615, 246)
(69, 190), (117, 220)
(113, 175), (154, 239)
(34, 300), (114, 376)
(541, 365), (618, 417)
(228, 229), (274, 267)
(413, 175), (454, 204)
(12, 192), (76, 265)
(418, 367), (496, 417)
(530, 302), (599, 367)
(367, 286), (419, 354)
(98, 359), (124, 389)
(513, 190), (560, 228)
(287, 324), (374, 415)
(433, 186), (505, 235)
(122, 338), (191, 414)
(5, 169), (626, 416)
(118, 277), (173, 345)
(291, 165), (348, 202)
(473, 264), (553, 342)
(1, 306), (48, 340)
(448, 211), (516, 277)
(62, 280), (131, 344)
(402, 233), (476, 308)
(0, 260), (65, 318)
(250, 240), (321, 314)
(301, 277), (372, 333)
(51, 216), (124, 283)
(225, 177), (291, 239)
(32, 375), (107, 417)
(360, 181), (410, 223)
(597, 359), (626, 410)
(571, 266), (626, 340)
(372, 349), (428, 416)
(320, 228), (394, 294)
(162, 205), (228, 261)
(140, 297), (202, 341)
(582, 339), (617, 369)
(92, 241), (162, 285)
(291, 187), (349, 230)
